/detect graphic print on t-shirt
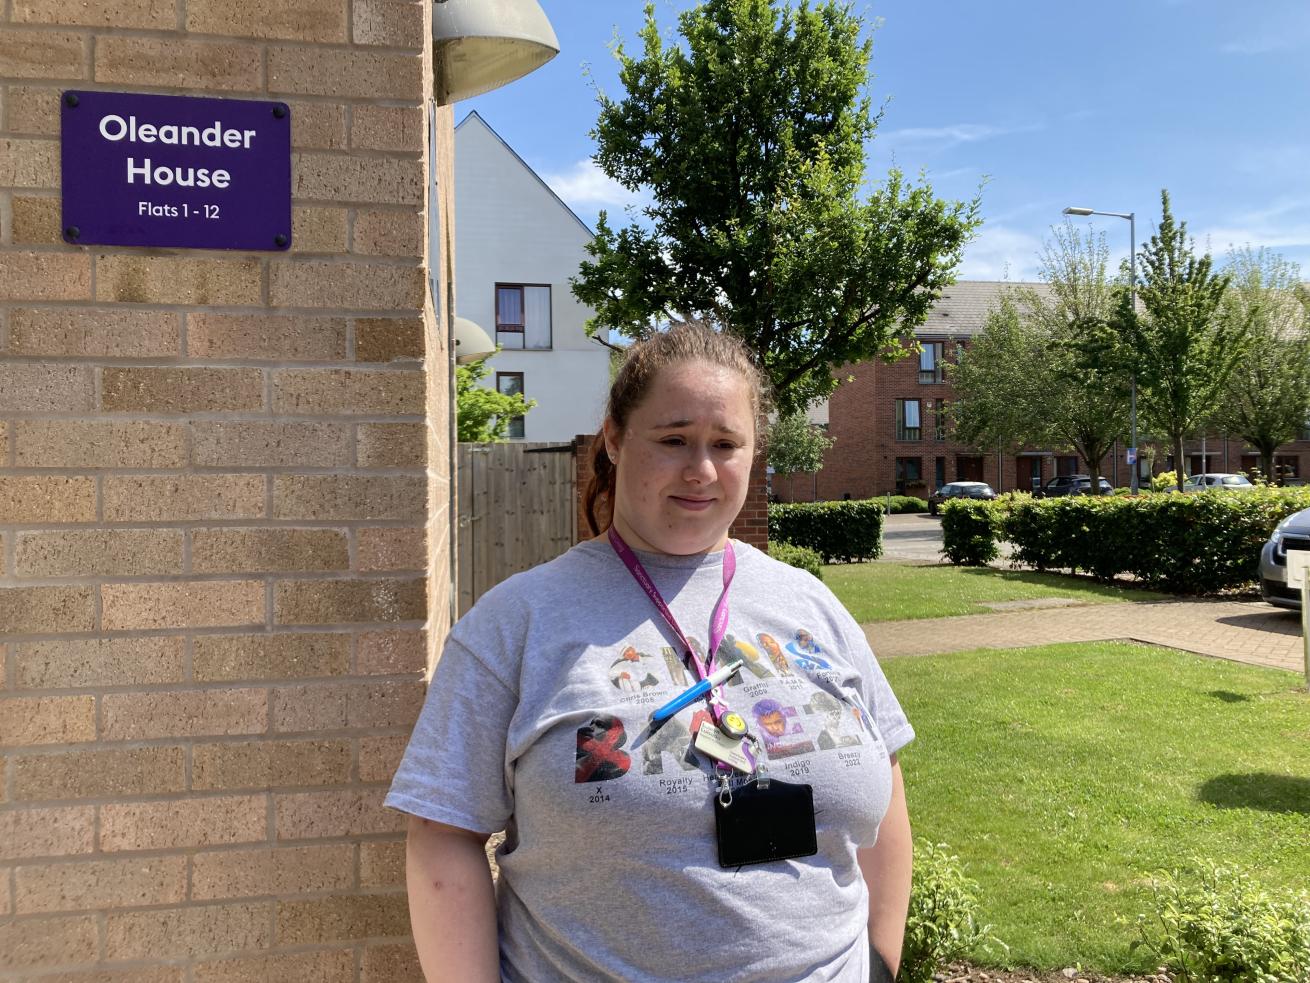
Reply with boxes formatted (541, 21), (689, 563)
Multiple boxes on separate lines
(575, 714), (631, 782)
(607, 645), (661, 692)
(572, 625), (875, 786)
(786, 627), (832, 671)
(755, 633), (794, 676)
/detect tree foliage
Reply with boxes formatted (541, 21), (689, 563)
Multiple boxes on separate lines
(766, 411), (835, 475)
(572, 0), (981, 413)
(949, 223), (1130, 489)
(455, 357), (537, 442)
(1119, 190), (1244, 491)
(1211, 247), (1310, 482)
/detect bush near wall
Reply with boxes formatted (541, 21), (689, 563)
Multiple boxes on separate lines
(768, 499), (884, 563)
(941, 489), (1310, 593)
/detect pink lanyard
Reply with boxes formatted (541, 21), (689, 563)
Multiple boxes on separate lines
(608, 527), (736, 722)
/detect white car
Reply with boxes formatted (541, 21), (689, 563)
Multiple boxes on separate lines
(1260, 507), (1310, 609)
(1183, 473), (1255, 492)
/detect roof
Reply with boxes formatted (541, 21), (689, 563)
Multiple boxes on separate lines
(454, 110), (594, 238)
(914, 280), (1045, 339)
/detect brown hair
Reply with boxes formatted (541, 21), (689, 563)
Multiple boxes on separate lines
(584, 321), (770, 535)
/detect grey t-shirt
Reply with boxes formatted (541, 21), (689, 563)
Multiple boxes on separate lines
(386, 538), (914, 983)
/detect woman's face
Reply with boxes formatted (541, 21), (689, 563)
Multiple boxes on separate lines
(604, 359), (755, 556)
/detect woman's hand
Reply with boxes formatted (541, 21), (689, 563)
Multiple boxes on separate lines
(405, 815), (500, 983)
(858, 755), (911, 980)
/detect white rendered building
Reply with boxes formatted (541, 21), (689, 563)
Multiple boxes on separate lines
(453, 111), (611, 441)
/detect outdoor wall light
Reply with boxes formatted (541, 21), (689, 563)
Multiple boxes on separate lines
(454, 316), (496, 363)
(432, 0), (560, 104)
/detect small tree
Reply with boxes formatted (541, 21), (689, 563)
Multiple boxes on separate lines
(767, 412), (835, 498)
(455, 357), (537, 442)
(573, 0), (980, 412)
(1119, 190), (1244, 492)
(1211, 247), (1310, 482)
(949, 223), (1131, 490)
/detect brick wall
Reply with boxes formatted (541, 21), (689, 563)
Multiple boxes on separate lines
(0, 1), (441, 979)
(776, 341), (1310, 502)
(572, 433), (769, 551)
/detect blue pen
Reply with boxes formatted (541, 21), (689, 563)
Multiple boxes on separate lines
(650, 660), (744, 723)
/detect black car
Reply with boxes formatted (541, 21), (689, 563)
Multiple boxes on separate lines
(1038, 475), (1113, 497)
(928, 481), (996, 515)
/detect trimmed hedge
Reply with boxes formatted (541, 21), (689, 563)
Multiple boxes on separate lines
(767, 541), (824, 580)
(940, 499), (1001, 566)
(884, 495), (929, 515)
(768, 499), (884, 563)
(941, 488), (1310, 593)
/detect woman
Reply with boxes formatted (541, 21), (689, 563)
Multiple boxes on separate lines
(387, 323), (914, 982)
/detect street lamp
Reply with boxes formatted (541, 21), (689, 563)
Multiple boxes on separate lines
(1063, 205), (1139, 494)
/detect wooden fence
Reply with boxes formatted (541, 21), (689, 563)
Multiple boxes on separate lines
(456, 441), (578, 616)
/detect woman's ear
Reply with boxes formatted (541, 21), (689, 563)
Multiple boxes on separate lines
(602, 419), (620, 463)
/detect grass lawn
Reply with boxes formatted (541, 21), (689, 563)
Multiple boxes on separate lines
(883, 641), (1310, 973)
(825, 562), (1158, 623)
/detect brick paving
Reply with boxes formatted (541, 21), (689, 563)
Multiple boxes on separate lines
(866, 597), (1307, 675)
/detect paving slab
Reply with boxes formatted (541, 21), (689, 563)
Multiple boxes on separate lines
(867, 598), (1307, 675)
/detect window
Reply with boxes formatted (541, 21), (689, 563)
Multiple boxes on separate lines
(918, 342), (945, 384)
(496, 372), (525, 440)
(1275, 455), (1301, 482)
(934, 399), (947, 441)
(895, 399), (921, 441)
(1301, 418), (1310, 441)
(1057, 456), (1079, 476)
(894, 457), (922, 494)
(495, 283), (552, 350)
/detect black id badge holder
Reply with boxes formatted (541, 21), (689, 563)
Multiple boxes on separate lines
(713, 776), (818, 868)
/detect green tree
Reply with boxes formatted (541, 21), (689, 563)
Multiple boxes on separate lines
(1120, 190), (1242, 492)
(455, 357), (537, 442)
(1212, 247), (1310, 482)
(767, 411), (835, 474)
(949, 224), (1131, 491)
(572, 0), (981, 412)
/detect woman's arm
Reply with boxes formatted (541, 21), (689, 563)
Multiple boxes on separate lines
(405, 815), (500, 983)
(857, 755), (912, 978)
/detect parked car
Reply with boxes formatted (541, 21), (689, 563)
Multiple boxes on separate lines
(1182, 472), (1255, 492)
(1260, 506), (1310, 609)
(928, 481), (996, 516)
(1038, 475), (1113, 497)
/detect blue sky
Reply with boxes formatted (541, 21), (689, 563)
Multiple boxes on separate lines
(462, 0), (1310, 281)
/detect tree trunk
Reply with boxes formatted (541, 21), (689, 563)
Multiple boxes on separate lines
(1260, 447), (1276, 485)
(1174, 435), (1186, 491)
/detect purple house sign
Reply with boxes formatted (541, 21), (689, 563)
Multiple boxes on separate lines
(61, 90), (292, 251)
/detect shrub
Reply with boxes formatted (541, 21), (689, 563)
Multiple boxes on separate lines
(1133, 859), (1310, 983)
(1151, 470), (1179, 493)
(940, 500), (1001, 566)
(766, 541), (823, 580)
(767, 499), (883, 563)
(998, 487), (1310, 592)
(883, 495), (928, 514)
(900, 841), (1004, 983)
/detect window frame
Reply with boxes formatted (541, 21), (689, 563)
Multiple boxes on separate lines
(895, 398), (922, 442)
(495, 282), (553, 351)
(918, 342), (945, 384)
(495, 371), (526, 440)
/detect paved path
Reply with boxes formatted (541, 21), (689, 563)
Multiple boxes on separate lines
(867, 597), (1307, 675)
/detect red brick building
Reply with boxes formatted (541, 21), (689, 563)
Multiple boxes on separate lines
(771, 281), (1310, 501)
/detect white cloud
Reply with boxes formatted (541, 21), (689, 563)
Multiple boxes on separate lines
(957, 225), (1043, 281)
(879, 122), (1041, 154)
(540, 158), (648, 212)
